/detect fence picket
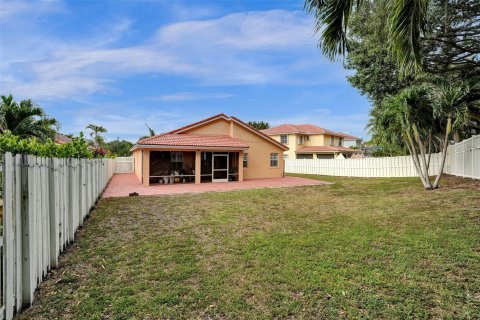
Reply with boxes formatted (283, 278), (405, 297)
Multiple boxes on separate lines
(1, 153), (115, 320)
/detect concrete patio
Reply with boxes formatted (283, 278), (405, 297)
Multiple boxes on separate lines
(102, 173), (330, 198)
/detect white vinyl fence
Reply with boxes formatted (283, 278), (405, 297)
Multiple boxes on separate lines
(0, 153), (114, 320)
(444, 134), (480, 179)
(114, 156), (134, 173)
(285, 134), (480, 179)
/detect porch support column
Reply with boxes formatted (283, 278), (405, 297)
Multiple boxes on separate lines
(142, 149), (150, 187)
(195, 150), (201, 184)
(238, 150), (244, 182)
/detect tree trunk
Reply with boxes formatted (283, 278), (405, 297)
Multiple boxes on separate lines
(406, 132), (430, 189)
(433, 117), (452, 189)
(426, 130), (432, 173)
(412, 123), (433, 189)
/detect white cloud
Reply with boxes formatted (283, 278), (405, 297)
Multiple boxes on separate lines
(0, 7), (343, 100)
(158, 92), (234, 102)
(0, 0), (65, 21)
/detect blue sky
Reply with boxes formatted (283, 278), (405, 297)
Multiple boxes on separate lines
(0, 0), (371, 142)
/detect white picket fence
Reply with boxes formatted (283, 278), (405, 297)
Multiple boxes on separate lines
(114, 157), (134, 173)
(0, 153), (114, 320)
(285, 134), (480, 179)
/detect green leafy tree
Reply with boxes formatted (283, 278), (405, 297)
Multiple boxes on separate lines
(86, 123), (107, 148)
(305, 0), (480, 75)
(247, 121), (270, 130)
(0, 95), (59, 140)
(107, 139), (133, 157)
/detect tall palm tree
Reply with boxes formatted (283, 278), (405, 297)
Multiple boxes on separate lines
(304, 0), (430, 74)
(0, 95), (59, 140)
(86, 124), (107, 148)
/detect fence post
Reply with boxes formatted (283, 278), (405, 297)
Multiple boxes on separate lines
(3, 153), (15, 320)
(12, 154), (22, 311)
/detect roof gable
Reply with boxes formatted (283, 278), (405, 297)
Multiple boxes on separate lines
(134, 114), (288, 151)
(166, 114), (288, 151)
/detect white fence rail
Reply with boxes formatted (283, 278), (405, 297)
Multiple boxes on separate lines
(114, 157), (134, 173)
(1, 153), (114, 320)
(285, 134), (480, 179)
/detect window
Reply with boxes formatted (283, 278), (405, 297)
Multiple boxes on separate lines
(298, 135), (304, 145)
(305, 135), (310, 141)
(280, 135), (288, 144)
(338, 138), (343, 146)
(243, 153), (248, 168)
(270, 153), (279, 167)
(329, 136), (334, 146)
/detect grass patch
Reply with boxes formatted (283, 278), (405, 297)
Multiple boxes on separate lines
(18, 175), (480, 319)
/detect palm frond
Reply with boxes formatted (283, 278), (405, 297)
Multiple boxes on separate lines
(389, 0), (430, 75)
(305, 0), (362, 59)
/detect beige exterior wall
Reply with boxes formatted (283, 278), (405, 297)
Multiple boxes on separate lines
(133, 149), (142, 183)
(305, 134), (325, 146)
(184, 119), (231, 135)
(185, 119), (285, 179)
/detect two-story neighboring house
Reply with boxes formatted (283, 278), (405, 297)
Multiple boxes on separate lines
(261, 124), (363, 159)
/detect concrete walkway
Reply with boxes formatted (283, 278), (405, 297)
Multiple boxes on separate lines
(103, 173), (329, 198)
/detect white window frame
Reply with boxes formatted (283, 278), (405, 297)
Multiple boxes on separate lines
(270, 153), (279, 167)
(329, 136), (334, 146)
(280, 135), (288, 144)
(338, 137), (343, 146)
(243, 153), (248, 168)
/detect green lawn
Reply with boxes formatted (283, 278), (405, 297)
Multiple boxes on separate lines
(19, 175), (480, 319)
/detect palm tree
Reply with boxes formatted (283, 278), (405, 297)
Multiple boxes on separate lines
(374, 85), (436, 189)
(0, 95), (59, 140)
(304, 0), (430, 74)
(429, 79), (473, 188)
(86, 124), (107, 148)
(139, 123), (156, 140)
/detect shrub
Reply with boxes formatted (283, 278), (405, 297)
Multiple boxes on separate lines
(0, 131), (104, 159)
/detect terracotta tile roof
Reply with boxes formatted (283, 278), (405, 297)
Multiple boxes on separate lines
(338, 132), (360, 140)
(54, 133), (72, 144)
(296, 146), (361, 153)
(137, 133), (249, 149)
(261, 124), (341, 136)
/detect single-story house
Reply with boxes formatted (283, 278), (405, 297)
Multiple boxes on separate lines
(131, 114), (289, 186)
